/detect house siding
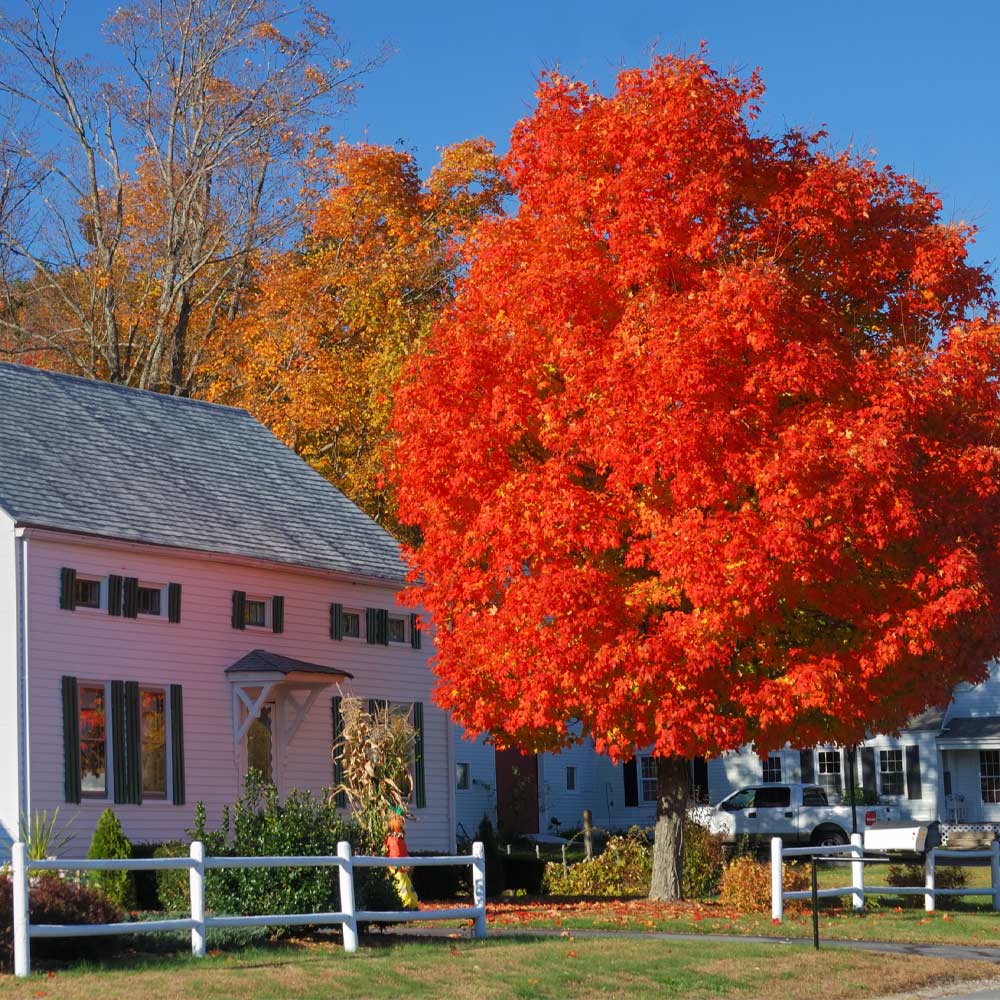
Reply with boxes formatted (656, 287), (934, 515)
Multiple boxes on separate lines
(24, 533), (450, 855)
(0, 511), (18, 857)
(453, 733), (499, 837)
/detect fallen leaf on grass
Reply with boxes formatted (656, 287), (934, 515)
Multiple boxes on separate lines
(567, 950), (578, 958)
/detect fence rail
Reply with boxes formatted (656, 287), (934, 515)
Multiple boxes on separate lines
(770, 836), (1000, 922)
(11, 840), (487, 978)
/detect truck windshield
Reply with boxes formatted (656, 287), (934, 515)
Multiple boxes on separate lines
(721, 788), (755, 811)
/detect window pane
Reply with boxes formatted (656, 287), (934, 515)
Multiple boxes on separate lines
(879, 749), (904, 796)
(817, 750), (843, 796)
(76, 579), (101, 608)
(762, 756), (782, 784)
(343, 612), (360, 638)
(802, 787), (828, 806)
(756, 786), (791, 808)
(247, 706), (274, 784)
(388, 617), (406, 643)
(138, 587), (161, 616)
(141, 689), (167, 796)
(245, 600), (266, 627)
(79, 685), (106, 795)
(456, 762), (470, 790)
(640, 757), (657, 801)
(981, 751), (1000, 804)
(566, 766), (576, 791)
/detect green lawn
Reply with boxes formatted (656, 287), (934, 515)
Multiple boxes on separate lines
(1, 936), (996, 1000)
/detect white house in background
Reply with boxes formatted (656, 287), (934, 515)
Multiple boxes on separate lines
(0, 362), (453, 858)
(454, 664), (1000, 840)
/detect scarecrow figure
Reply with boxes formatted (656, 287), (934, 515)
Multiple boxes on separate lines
(385, 807), (419, 909)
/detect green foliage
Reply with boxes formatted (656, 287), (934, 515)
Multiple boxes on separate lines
(841, 787), (880, 806)
(719, 856), (809, 913)
(543, 827), (652, 897)
(157, 774), (398, 924)
(1, 872), (124, 971)
(86, 808), (135, 908)
(682, 820), (726, 898)
(19, 807), (74, 860)
(887, 863), (967, 890)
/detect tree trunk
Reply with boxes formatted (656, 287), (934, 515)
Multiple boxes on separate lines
(649, 755), (690, 900)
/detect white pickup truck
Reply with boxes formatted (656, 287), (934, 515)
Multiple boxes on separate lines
(692, 782), (898, 847)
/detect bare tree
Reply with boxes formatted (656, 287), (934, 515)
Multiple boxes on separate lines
(0, 0), (384, 392)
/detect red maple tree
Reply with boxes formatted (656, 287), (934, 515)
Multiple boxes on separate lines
(392, 54), (1000, 898)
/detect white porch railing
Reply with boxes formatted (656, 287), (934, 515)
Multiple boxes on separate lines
(770, 836), (1000, 922)
(11, 840), (487, 978)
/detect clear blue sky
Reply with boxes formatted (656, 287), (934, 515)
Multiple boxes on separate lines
(28, 0), (1000, 277)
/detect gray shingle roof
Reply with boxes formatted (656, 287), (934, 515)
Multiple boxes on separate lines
(939, 716), (1000, 741)
(0, 363), (407, 582)
(226, 649), (354, 679)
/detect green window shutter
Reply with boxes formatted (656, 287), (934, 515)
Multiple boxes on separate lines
(231, 591), (246, 630)
(409, 613), (422, 650)
(331, 696), (346, 807)
(377, 609), (389, 645)
(169, 684), (186, 805)
(62, 676), (81, 803)
(125, 681), (142, 804)
(122, 577), (139, 619)
(168, 583), (182, 624)
(272, 595), (285, 634)
(365, 608), (378, 645)
(623, 758), (639, 808)
(111, 680), (128, 804)
(330, 603), (344, 641)
(59, 568), (77, 610)
(107, 575), (123, 616)
(413, 701), (426, 808)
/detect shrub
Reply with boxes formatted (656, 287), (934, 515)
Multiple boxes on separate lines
(1, 872), (124, 971)
(152, 840), (190, 912)
(543, 827), (651, 896)
(683, 819), (726, 898)
(87, 808), (134, 908)
(886, 863), (967, 890)
(719, 856), (809, 913)
(410, 853), (471, 900)
(473, 817), (505, 897)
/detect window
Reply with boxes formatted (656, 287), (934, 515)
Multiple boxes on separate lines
(245, 600), (267, 628)
(75, 578), (101, 609)
(802, 786), (829, 806)
(640, 756), (657, 802)
(981, 751), (1000, 804)
(762, 756), (782, 784)
(755, 786), (791, 809)
(79, 685), (107, 796)
(343, 611), (361, 638)
(879, 749), (905, 797)
(141, 688), (167, 797)
(456, 762), (470, 790)
(388, 616), (406, 643)
(137, 587), (162, 617)
(566, 765), (577, 791)
(817, 750), (842, 797)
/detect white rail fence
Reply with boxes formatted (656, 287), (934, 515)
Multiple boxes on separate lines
(11, 840), (487, 978)
(770, 835), (1000, 922)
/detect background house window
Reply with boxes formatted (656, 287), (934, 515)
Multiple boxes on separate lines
(75, 579), (101, 609)
(141, 688), (167, 797)
(343, 611), (361, 638)
(137, 587), (162, 616)
(879, 748), (904, 796)
(817, 750), (843, 797)
(388, 616), (406, 643)
(456, 762), (470, 790)
(79, 685), (107, 796)
(245, 600), (267, 628)
(640, 756), (657, 801)
(762, 756), (782, 784)
(981, 751), (1000, 803)
(566, 765), (577, 791)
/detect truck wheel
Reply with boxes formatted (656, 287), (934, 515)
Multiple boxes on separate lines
(811, 826), (848, 848)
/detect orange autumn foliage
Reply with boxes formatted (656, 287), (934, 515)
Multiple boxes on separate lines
(392, 55), (1000, 762)
(205, 140), (507, 529)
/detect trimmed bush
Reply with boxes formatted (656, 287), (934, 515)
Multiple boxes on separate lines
(87, 808), (134, 909)
(152, 840), (190, 912)
(410, 853), (471, 900)
(886, 863), (967, 890)
(719, 855), (809, 913)
(1, 873), (124, 971)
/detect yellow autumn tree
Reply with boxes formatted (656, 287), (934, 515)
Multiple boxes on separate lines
(204, 139), (508, 532)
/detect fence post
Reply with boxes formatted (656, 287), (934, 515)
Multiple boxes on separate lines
(189, 840), (206, 958)
(850, 833), (864, 912)
(924, 847), (936, 913)
(991, 840), (1000, 912)
(12, 841), (29, 978)
(770, 837), (783, 923)
(337, 841), (359, 953)
(472, 841), (488, 939)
